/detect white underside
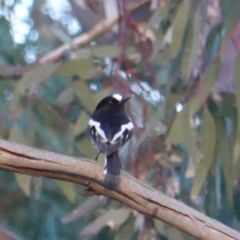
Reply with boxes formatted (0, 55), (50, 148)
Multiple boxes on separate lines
(89, 119), (133, 144)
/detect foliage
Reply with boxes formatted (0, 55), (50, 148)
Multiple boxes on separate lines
(0, 0), (240, 239)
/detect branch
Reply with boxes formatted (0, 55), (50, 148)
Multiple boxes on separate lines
(0, 64), (36, 79)
(0, 139), (239, 240)
(39, 0), (151, 64)
(0, 0), (151, 79)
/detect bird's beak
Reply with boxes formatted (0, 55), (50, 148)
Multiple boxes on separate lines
(121, 96), (131, 104)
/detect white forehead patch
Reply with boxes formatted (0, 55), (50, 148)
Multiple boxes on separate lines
(112, 94), (123, 102)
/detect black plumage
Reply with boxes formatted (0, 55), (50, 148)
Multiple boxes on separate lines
(88, 94), (134, 175)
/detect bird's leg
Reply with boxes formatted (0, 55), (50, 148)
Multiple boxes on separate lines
(95, 151), (101, 161)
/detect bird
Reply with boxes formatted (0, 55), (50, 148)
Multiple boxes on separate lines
(88, 94), (134, 175)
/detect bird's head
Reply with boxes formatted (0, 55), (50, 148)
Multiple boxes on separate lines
(94, 94), (131, 113)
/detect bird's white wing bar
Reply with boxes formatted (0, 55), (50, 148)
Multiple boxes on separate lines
(111, 121), (134, 143)
(103, 157), (107, 174)
(89, 119), (108, 142)
(112, 94), (123, 102)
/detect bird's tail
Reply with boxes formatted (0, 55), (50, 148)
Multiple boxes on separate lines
(104, 151), (121, 175)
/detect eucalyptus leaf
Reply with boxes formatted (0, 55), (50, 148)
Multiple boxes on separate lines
(170, 2), (191, 58)
(80, 209), (130, 237)
(33, 99), (68, 133)
(166, 103), (197, 161)
(69, 110), (89, 137)
(57, 87), (76, 106)
(232, 54), (240, 183)
(14, 173), (31, 197)
(32, 177), (43, 200)
(190, 58), (220, 115)
(57, 59), (96, 80)
(181, 3), (202, 80)
(92, 45), (120, 58)
(220, 0), (240, 50)
(153, 219), (168, 237)
(191, 107), (216, 200)
(77, 135), (96, 158)
(17, 63), (60, 97)
(56, 180), (76, 203)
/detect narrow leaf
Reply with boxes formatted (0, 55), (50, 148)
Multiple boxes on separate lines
(170, 2), (191, 58)
(69, 111), (89, 137)
(80, 209), (130, 237)
(166, 103), (197, 161)
(220, 0), (240, 49)
(232, 54), (240, 182)
(57, 87), (76, 106)
(16, 63), (60, 97)
(14, 173), (31, 197)
(62, 196), (106, 224)
(191, 107), (216, 200)
(57, 59), (96, 80)
(190, 59), (220, 115)
(92, 45), (120, 58)
(56, 180), (76, 203)
(181, 3), (202, 80)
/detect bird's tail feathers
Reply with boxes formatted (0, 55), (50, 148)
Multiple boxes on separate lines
(104, 151), (121, 175)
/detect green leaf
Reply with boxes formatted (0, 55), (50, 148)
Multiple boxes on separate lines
(190, 59), (220, 115)
(62, 196), (106, 224)
(92, 45), (120, 58)
(166, 103), (197, 161)
(181, 3), (202, 80)
(56, 180), (76, 203)
(16, 63), (60, 97)
(167, 227), (184, 240)
(147, 4), (168, 28)
(33, 99), (68, 134)
(72, 81), (94, 113)
(57, 87), (76, 106)
(116, 214), (136, 239)
(170, 2), (191, 58)
(153, 219), (168, 237)
(14, 173), (31, 197)
(220, 0), (240, 49)
(19, 110), (35, 145)
(8, 63), (60, 124)
(73, 83), (111, 113)
(57, 59), (96, 80)
(77, 135), (96, 158)
(232, 54), (240, 181)
(9, 121), (32, 145)
(191, 107), (216, 200)
(69, 110), (89, 136)
(204, 24), (222, 66)
(154, 219), (185, 240)
(220, 128), (233, 205)
(76, 48), (92, 59)
(80, 209), (130, 237)
(32, 177), (43, 200)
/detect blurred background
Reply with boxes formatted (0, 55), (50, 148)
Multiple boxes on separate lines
(0, 0), (240, 239)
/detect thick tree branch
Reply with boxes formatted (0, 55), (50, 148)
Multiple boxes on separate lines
(0, 139), (239, 240)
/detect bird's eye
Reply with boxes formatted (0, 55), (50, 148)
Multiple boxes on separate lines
(109, 100), (113, 105)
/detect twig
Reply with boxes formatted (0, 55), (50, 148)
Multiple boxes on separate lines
(0, 0), (151, 79)
(0, 139), (239, 240)
(39, 0), (151, 64)
(0, 64), (36, 79)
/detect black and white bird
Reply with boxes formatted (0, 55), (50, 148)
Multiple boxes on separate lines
(88, 94), (134, 175)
